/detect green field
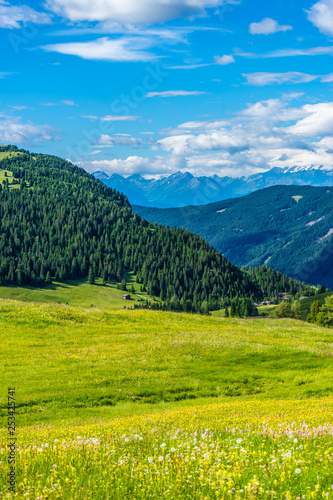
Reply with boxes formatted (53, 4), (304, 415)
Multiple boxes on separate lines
(1, 300), (332, 427)
(0, 277), (152, 310)
(0, 299), (333, 498)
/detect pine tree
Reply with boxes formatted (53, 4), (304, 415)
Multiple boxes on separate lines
(201, 300), (209, 315)
(88, 268), (95, 285)
(17, 269), (23, 287)
(307, 300), (321, 323)
(290, 300), (301, 320)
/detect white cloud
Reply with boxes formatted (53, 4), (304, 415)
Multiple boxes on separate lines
(168, 63), (211, 70)
(62, 100), (76, 106)
(243, 72), (333, 85)
(40, 100), (77, 107)
(99, 134), (144, 147)
(45, 0), (227, 25)
(7, 105), (30, 110)
(0, 1), (51, 29)
(286, 102), (333, 137)
(82, 115), (139, 121)
(0, 116), (60, 144)
(214, 54), (235, 65)
(159, 133), (248, 155)
(169, 55), (235, 70)
(236, 46), (333, 58)
(263, 46), (333, 57)
(87, 150), (102, 155)
(78, 156), (180, 176)
(146, 90), (207, 98)
(321, 73), (333, 82)
(243, 72), (318, 85)
(307, 0), (333, 37)
(0, 72), (13, 79)
(42, 37), (157, 62)
(249, 18), (293, 35)
(101, 115), (139, 121)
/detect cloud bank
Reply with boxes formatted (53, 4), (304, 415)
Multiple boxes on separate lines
(0, 116), (60, 144)
(76, 97), (333, 178)
(45, 0), (228, 24)
(307, 0), (333, 37)
(0, 1), (51, 29)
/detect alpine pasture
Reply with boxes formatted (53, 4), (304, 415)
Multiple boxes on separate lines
(0, 300), (332, 499)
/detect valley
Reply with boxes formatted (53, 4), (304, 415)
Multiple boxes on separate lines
(135, 185), (333, 288)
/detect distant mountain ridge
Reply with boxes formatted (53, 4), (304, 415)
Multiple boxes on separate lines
(94, 166), (333, 208)
(134, 185), (333, 289)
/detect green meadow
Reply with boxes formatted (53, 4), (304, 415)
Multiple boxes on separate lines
(0, 151), (21, 161)
(0, 299), (332, 427)
(0, 169), (21, 190)
(0, 277), (150, 310)
(299, 291), (333, 318)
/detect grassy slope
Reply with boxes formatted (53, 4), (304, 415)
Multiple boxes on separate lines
(254, 292), (333, 320)
(0, 151), (20, 161)
(300, 291), (333, 318)
(0, 299), (332, 426)
(0, 151), (24, 190)
(0, 169), (20, 190)
(0, 276), (151, 309)
(0, 151), (34, 192)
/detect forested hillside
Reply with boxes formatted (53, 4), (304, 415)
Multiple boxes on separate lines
(135, 185), (333, 289)
(0, 146), (315, 312)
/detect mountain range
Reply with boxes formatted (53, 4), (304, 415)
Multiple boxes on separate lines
(134, 185), (333, 289)
(94, 166), (333, 208)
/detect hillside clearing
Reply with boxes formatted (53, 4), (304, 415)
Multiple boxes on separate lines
(0, 277), (150, 309)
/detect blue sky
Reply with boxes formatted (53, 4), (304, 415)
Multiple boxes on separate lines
(1, 0), (333, 177)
